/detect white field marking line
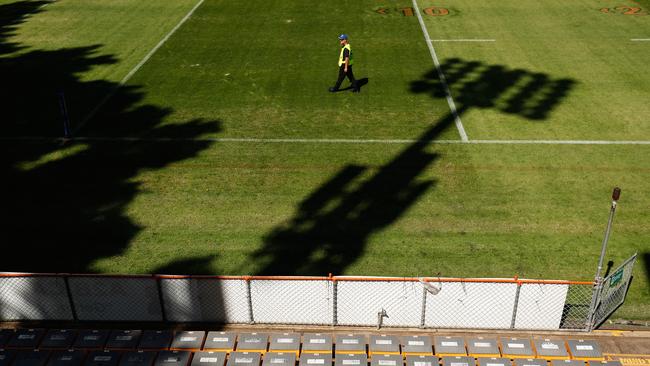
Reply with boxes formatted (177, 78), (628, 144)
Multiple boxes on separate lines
(74, 0), (206, 133)
(38, 0), (56, 10)
(430, 39), (496, 42)
(4, 136), (650, 145)
(412, 0), (469, 142)
(630, 39), (650, 41)
(468, 140), (650, 145)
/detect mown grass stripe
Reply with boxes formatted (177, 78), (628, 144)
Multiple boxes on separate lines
(75, 0), (206, 133)
(430, 39), (496, 42)
(4, 136), (650, 145)
(412, 0), (469, 142)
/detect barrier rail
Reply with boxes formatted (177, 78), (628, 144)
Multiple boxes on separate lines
(0, 272), (601, 330)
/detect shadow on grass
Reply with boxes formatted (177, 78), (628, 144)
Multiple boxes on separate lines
(603, 260), (614, 278)
(1, 1), (221, 274)
(641, 252), (650, 293)
(411, 58), (576, 120)
(251, 58), (576, 276)
(154, 256), (218, 275)
(337, 77), (369, 92)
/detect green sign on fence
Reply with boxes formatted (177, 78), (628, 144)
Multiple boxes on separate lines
(610, 268), (624, 287)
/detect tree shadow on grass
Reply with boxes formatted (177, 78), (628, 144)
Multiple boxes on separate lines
(1, 1), (221, 274)
(251, 58), (576, 276)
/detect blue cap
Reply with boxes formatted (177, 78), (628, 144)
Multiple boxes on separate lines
(338, 34), (348, 40)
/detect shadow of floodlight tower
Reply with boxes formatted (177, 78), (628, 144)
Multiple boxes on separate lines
(254, 58), (576, 277)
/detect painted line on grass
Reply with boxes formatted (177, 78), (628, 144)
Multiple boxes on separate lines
(38, 0), (56, 9)
(430, 39), (496, 42)
(631, 39), (650, 41)
(75, 0), (206, 133)
(468, 139), (650, 145)
(412, 0), (469, 143)
(4, 136), (650, 145)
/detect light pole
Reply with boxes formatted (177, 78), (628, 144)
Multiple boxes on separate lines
(595, 187), (621, 282)
(587, 187), (621, 331)
(57, 90), (72, 139)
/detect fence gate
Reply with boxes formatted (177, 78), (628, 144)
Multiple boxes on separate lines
(592, 253), (637, 328)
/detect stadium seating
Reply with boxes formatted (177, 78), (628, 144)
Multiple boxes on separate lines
(0, 328), (617, 366)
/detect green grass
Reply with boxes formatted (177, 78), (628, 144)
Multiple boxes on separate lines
(420, 0), (650, 140)
(2, 0), (649, 321)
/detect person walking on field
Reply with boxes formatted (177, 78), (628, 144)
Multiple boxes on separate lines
(329, 34), (359, 93)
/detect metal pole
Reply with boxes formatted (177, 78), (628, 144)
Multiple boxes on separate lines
(595, 187), (620, 281)
(420, 286), (427, 328)
(63, 275), (78, 321)
(245, 277), (254, 324)
(587, 283), (603, 331)
(57, 90), (72, 139)
(332, 279), (338, 326)
(510, 281), (522, 329)
(587, 187), (621, 331)
(155, 276), (167, 322)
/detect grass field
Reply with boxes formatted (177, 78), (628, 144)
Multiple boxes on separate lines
(2, 0), (649, 320)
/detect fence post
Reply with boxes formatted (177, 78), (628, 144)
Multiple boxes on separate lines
(63, 275), (78, 321)
(420, 285), (427, 328)
(510, 278), (522, 329)
(155, 276), (167, 322)
(331, 277), (338, 326)
(245, 276), (254, 324)
(586, 281), (603, 331)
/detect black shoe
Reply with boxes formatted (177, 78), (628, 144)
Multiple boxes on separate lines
(352, 88), (360, 93)
(329, 87), (338, 92)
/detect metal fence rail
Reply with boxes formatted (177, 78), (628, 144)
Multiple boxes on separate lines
(0, 271), (625, 331)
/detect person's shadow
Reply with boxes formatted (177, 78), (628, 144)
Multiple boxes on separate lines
(338, 77), (369, 92)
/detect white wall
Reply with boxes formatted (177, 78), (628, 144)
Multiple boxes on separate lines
(425, 281), (518, 328)
(514, 283), (568, 329)
(336, 280), (422, 327)
(251, 280), (332, 324)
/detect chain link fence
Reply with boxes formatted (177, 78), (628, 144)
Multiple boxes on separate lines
(514, 282), (594, 330)
(592, 253), (637, 328)
(0, 275), (72, 320)
(67, 275), (162, 321)
(250, 278), (333, 325)
(336, 279), (422, 327)
(0, 268), (635, 331)
(159, 276), (249, 323)
(425, 281), (518, 329)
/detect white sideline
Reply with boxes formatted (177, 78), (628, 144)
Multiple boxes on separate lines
(38, 0), (56, 9)
(630, 39), (650, 41)
(4, 136), (650, 145)
(75, 0), (206, 133)
(468, 140), (650, 145)
(411, 0), (469, 142)
(430, 39), (496, 42)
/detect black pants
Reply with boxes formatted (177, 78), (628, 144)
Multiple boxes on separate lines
(334, 65), (358, 91)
